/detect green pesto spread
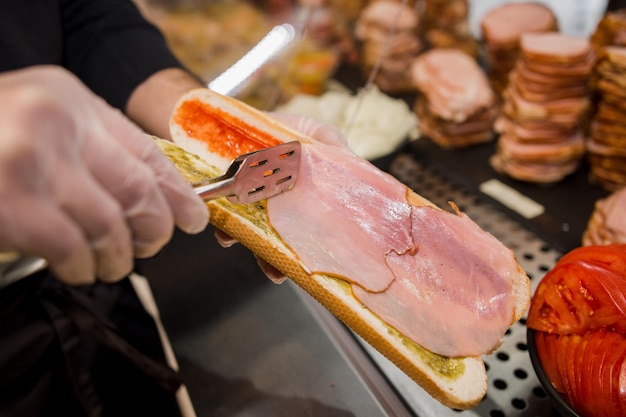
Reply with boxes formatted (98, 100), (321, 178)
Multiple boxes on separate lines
(334, 277), (465, 380)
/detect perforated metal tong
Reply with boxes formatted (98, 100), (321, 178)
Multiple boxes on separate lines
(194, 141), (301, 204)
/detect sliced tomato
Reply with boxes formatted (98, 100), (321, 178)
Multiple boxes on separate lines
(527, 245), (626, 334)
(569, 332), (587, 410)
(530, 245), (626, 417)
(535, 330), (626, 417)
(559, 244), (626, 277)
(619, 354), (626, 416)
(534, 332), (563, 392)
(597, 332), (626, 417)
(593, 331), (617, 417)
(556, 333), (573, 401)
(582, 329), (606, 411)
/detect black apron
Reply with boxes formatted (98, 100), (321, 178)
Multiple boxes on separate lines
(0, 271), (184, 417)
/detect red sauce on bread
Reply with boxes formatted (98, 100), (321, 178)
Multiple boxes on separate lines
(173, 98), (281, 160)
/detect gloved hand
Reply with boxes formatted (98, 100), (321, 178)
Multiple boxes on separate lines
(215, 112), (348, 284)
(0, 66), (209, 285)
(269, 112), (348, 148)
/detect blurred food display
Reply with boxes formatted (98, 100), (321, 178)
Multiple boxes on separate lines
(133, 0), (626, 184)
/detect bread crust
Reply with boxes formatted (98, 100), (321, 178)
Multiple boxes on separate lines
(160, 88), (531, 410)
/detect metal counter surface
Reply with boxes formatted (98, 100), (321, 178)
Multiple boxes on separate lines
(137, 229), (404, 417)
(138, 138), (611, 416)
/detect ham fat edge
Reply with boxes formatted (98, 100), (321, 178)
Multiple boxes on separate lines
(165, 89), (531, 404)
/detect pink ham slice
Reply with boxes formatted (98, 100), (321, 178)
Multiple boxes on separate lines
(267, 141), (521, 356)
(267, 142), (413, 292)
(353, 206), (518, 357)
(480, 3), (556, 47)
(602, 189), (626, 242)
(411, 49), (495, 123)
(520, 32), (592, 63)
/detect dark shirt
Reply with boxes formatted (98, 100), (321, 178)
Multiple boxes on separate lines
(0, 0), (182, 110)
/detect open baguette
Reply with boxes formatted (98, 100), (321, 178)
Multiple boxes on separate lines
(159, 88), (531, 410)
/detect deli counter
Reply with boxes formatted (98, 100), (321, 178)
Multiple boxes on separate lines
(134, 1), (620, 416)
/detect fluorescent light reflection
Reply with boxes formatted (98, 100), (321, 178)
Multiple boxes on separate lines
(208, 23), (297, 96)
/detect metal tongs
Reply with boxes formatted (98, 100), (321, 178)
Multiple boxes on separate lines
(194, 141), (301, 204)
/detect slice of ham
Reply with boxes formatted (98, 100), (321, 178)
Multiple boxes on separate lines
(509, 71), (587, 97)
(503, 87), (590, 121)
(410, 48), (495, 123)
(600, 189), (626, 243)
(600, 45), (626, 68)
(480, 3), (557, 47)
(515, 60), (588, 84)
(353, 206), (519, 357)
(520, 32), (592, 64)
(584, 203), (626, 246)
(495, 116), (575, 143)
(490, 153), (580, 183)
(267, 142), (414, 292)
(498, 131), (585, 163)
(519, 52), (595, 76)
(268, 141), (522, 356)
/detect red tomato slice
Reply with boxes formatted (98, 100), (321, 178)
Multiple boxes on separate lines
(619, 356), (626, 416)
(535, 332), (563, 392)
(598, 332), (626, 417)
(593, 331), (616, 417)
(559, 244), (626, 277)
(536, 330), (626, 417)
(582, 331), (605, 413)
(528, 245), (626, 334)
(557, 333), (574, 402)
(570, 332), (587, 410)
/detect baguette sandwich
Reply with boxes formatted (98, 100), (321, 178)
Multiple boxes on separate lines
(158, 88), (531, 410)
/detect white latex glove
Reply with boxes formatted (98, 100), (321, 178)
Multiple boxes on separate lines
(0, 66), (209, 285)
(216, 112), (347, 284)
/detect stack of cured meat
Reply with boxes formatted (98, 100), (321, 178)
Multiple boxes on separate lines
(419, 0), (478, 57)
(480, 2), (558, 94)
(590, 9), (626, 51)
(586, 46), (626, 190)
(490, 32), (594, 184)
(354, 0), (421, 93)
(583, 186), (626, 246)
(410, 48), (498, 149)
